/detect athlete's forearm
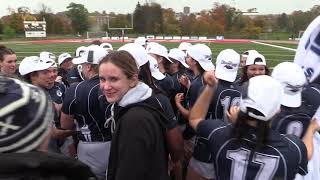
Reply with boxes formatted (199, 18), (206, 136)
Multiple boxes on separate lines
(302, 119), (319, 160)
(189, 85), (216, 130)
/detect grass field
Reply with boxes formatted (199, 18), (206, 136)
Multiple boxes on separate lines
(4, 41), (298, 68)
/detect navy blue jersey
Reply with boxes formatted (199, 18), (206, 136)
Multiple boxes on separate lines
(154, 93), (178, 129)
(47, 82), (66, 104)
(61, 75), (111, 142)
(302, 83), (320, 115)
(208, 80), (241, 122)
(272, 106), (312, 138)
(195, 120), (308, 180)
(170, 72), (184, 94)
(188, 74), (205, 108)
(155, 73), (176, 99)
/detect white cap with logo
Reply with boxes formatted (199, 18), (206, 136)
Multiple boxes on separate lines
(118, 43), (149, 68)
(100, 43), (113, 51)
(245, 52), (266, 66)
(186, 44), (215, 71)
(242, 50), (258, 58)
(272, 62), (307, 108)
(75, 46), (87, 57)
(178, 42), (192, 51)
(148, 55), (165, 80)
(147, 42), (172, 63)
(134, 37), (148, 47)
(72, 46), (108, 65)
(58, 52), (72, 65)
(168, 48), (189, 68)
(240, 75), (283, 121)
(215, 49), (240, 82)
(19, 56), (56, 76)
(39, 51), (56, 61)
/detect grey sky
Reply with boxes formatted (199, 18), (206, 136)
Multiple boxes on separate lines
(1, 0), (319, 17)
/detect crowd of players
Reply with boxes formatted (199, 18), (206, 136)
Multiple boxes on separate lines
(0, 32), (320, 180)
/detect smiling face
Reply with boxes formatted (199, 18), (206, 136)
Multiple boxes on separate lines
(99, 62), (137, 103)
(0, 54), (17, 75)
(31, 67), (57, 89)
(247, 64), (266, 79)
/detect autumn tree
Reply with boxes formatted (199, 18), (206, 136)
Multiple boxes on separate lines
(66, 3), (89, 34)
(163, 8), (181, 35)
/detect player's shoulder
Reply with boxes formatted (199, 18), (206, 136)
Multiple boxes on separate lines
(197, 119), (230, 139)
(281, 133), (306, 152)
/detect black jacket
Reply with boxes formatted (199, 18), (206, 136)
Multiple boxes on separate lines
(0, 151), (96, 180)
(107, 96), (170, 180)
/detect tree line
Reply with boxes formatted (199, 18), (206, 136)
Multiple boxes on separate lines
(0, 2), (319, 39)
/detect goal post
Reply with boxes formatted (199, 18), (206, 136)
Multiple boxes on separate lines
(86, 31), (109, 40)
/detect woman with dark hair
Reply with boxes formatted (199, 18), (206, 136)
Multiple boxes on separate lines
(99, 50), (170, 180)
(0, 45), (17, 77)
(188, 72), (320, 180)
(238, 51), (270, 86)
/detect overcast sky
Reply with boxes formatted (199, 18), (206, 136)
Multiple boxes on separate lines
(1, 0), (319, 17)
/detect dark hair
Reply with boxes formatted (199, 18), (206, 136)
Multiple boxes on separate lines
(0, 45), (15, 62)
(138, 62), (165, 94)
(91, 40), (102, 45)
(163, 58), (172, 72)
(99, 51), (138, 79)
(232, 109), (270, 152)
(22, 72), (36, 84)
(239, 64), (270, 85)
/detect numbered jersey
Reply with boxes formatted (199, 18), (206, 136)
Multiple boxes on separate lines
(61, 75), (111, 142)
(196, 120), (308, 180)
(208, 80), (241, 122)
(271, 106), (312, 138)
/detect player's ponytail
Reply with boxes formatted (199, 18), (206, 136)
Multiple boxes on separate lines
(232, 108), (270, 151)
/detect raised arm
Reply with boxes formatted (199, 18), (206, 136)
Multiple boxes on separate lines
(189, 71), (217, 130)
(302, 118), (320, 160)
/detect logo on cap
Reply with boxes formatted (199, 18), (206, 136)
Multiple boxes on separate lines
(221, 60), (237, 70)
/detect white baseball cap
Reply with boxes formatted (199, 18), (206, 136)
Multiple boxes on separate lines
(58, 52), (72, 65)
(272, 62), (307, 108)
(168, 48), (189, 68)
(245, 52), (266, 66)
(242, 50), (258, 58)
(215, 49), (240, 82)
(39, 51), (56, 61)
(118, 43), (149, 68)
(75, 46), (87, 57)
(134, 37), (148, 47)
(146, 42), (172, 63)
(186, 44), (215, 71)
(178, 42), (192, 51)
(100, 43), (113, 51)
(72, 46), (108, 65)
(19, 56), (56, 76)
(148, 55), (165, 80)
(240, 75), (283, 121)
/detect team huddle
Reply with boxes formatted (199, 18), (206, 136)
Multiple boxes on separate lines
(0, 22), (320, 180)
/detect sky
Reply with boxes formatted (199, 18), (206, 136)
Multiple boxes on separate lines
(1, 0), (319, 17)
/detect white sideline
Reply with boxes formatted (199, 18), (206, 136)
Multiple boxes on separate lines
(252, 41), (297, 52)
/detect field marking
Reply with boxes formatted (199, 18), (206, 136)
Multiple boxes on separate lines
(252, 41), (297, 52)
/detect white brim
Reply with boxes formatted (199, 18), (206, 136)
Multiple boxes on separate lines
(72, 56), (86, 65)
(164, 55), (173, 63)
(151, 70), (165, 80)
(215, 68), (237, 82)
(281, 93), (301, 108)
(176, 59), (189, 68)
(198, 60), (215, 71)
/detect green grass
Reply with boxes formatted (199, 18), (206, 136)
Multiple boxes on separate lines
(5, 41), (296, 68)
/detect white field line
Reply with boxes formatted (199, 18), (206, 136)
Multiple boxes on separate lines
(252, 41), (297, 52)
